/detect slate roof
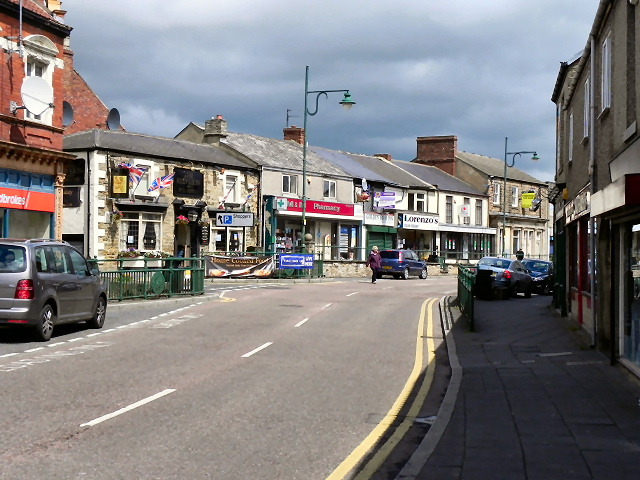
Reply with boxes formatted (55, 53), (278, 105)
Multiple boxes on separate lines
(64, 130), (255, 170)
(456, 151), (546, 186)
(393, 160), (483, 196)
(1, 0), (70, 33)
(223, 133), (350, 179)
(310, 147), (398, 185)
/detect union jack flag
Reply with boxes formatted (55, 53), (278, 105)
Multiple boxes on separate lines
(117, 163), (147, 185)
(148, 173), (175, 192)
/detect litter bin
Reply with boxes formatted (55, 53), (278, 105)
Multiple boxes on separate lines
(475, 268), (494, 300)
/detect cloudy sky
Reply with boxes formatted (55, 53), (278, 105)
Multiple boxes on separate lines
(61, 1), (597, 183)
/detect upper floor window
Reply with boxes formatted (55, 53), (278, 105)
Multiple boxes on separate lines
(583, 78), (590, 139)
(568, 112), (574, 163)
(446, 196), (453, 223)
(463, 197), (471, 225)
(601, 34), (611, 111)
(511, 186), (518, 207)
(475, 199), (482, 226)
(224, 175), (238, 203)
(492, 182), (501, 205)
(22, 35), (58, 126)
(282, 174), (297, 195)
(323, 180), (336, 199)
(408, 192), (426, 212)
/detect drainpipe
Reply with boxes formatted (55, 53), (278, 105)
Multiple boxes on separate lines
(589, 35), (597, 348)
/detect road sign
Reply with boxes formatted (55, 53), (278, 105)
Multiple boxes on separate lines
(279, 254), (314, 269)
(215, 212), (254, 227)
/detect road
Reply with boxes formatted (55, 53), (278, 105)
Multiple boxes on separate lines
(0, 276), (457, 479)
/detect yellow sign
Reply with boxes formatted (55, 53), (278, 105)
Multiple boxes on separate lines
(521, 192), (535, 209)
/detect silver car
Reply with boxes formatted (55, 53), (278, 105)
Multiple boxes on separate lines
(0, 239), (107, 341)
(475, 256), (533, 299)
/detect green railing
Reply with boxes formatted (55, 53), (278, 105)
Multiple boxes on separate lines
(457, 264), (475, 331)
(204, 251), (324, 279)
(88, 257), (205, 302)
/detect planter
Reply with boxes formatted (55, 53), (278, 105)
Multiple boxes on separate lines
(144, 259), (163, 268)
(120, 257), (145, 268)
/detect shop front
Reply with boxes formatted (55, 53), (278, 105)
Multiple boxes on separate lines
(364, 211), (396, 256)
(0, 168), (56, 239)
(397, 212), (438, 259)
(266, 196), (363, 260)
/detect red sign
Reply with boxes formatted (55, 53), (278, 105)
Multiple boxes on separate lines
(277, 198), (355, 216)
(0, 187), (55, 212)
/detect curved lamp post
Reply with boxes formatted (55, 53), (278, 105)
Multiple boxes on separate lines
(502, 136), (539, 257)
(301, 65), (355, 250)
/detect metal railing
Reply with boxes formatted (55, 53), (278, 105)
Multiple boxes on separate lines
(88, 257), (205, 302)
(457, 264), (475, 331)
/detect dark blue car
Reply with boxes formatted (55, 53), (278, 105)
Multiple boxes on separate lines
(378, 249), (428, 280)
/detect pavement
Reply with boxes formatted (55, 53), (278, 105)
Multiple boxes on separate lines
(396, 294), (640, 480)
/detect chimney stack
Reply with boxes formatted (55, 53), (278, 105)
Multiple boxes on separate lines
(374, 153), (392, 161)
(203, 115), (227, 145)
(283, 126), (304, 145)
(414, 135), (457, 176)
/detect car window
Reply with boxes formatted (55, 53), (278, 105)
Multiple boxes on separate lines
(68, 248), (89, 276)
(379, 251), (399, 259)
(34, 246), (50, 273)
(51, 246), (71, 274)
(496, 259), (511, 269)
(0, 246), (26, 273)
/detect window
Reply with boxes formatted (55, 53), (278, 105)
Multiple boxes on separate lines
(130, 161), (152, 195)
(22, 35), (58, 126)
(323, 180), (336, 199)
(68, 248), (89, 276)
(475, 199), (482, 226)
(601, 34), (611, 111)
(512, 230), (520, 256)
(415, 193), (426, 212)
(25, 61), (45, 121)
(446, 196), (453, 223)
(224, 175), (238, 203)
(493, 182), (501, 204)
(50, 246), (71, 274)
(511, 186), (518, 207)
(121, 213), (162, 251)
(568, 112), (574, 162)
(583, 78), (590, 139)
(463, 197), (470, 225)
(282, 174), (297, 195)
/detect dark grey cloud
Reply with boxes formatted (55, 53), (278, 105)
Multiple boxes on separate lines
(62, 0), (597, 182)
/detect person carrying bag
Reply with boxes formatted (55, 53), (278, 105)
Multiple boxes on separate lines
(366, 246), (382, 284)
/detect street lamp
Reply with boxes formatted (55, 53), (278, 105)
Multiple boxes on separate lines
(502, 136), (539, 257)
(301, 65), (355, 251)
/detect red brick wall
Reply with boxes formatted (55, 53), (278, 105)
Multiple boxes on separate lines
(283, 126), (304, 145)
(414, 135), (458, 176)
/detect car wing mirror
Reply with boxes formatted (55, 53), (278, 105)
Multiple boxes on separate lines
(90, 268), (100, 276)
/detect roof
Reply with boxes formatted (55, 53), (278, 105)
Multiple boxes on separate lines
(63, 130), (256, 170)
(223, 133), (350, 178)
(343, 152), (433, 189)
(311, 147), (404, 186)
(393, 160), (483, 195)
(0, 0), (71, 33)
(456, 151), (546, 186)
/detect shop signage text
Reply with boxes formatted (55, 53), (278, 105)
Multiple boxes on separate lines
(0, 187), (55, 212)
(398, 213), (439, 231)
(364, 212), (395, 226)
(275, 197), (355, 216)
(565, 189), (590, 223)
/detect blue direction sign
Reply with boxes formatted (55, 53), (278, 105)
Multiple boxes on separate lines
(215, 212), (254, 227)
(279, 254), (314, 269)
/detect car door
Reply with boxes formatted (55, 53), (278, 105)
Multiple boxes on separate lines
(408, 250), (420, 276)
(67, 247), (98, 319)
(513, 260), (530, 290)
(48, 245), (81, 322)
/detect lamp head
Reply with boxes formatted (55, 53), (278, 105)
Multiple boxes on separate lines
(531, 152), (539, 162)
(339, 92), (356, 110)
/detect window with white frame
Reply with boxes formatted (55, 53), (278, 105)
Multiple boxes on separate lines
(282, 174), (298, 195)
(511, 186), (518, 207)
(22, 35), (58, 126)
(121, 213), (163, 252)
(131, 161), (152, 195)
(601, 34), (611, 111)
(583, 78), (590, 139)
(512, 229), (520, 255)
(323, 180), (336, 199)
(568, 112), (574, 162)
(493, 182), (501, 204)
(446, 196), (453, 223)
(224, 175), (238, 203)
(409, 192), (426, 212)
(463, 197), (470, 225)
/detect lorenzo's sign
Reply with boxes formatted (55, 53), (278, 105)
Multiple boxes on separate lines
(0, 187), (55, 212)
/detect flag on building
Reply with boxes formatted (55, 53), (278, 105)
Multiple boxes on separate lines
(117, 162), (147, 185)
(148, 173), (175, 192)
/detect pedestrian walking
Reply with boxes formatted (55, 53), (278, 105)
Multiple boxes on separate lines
(516, 248), (524, 261)
(366, 245), (382, 284)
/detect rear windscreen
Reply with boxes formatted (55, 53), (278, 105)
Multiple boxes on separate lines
(0, 246), (27, 273)
(379, 251), (399, 259)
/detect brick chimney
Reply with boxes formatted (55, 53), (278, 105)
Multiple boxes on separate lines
(414, 135), (457, 176)
(283, 126), (304, 145)
(374, 153), (392, 161)
(203, 115), (227, 145)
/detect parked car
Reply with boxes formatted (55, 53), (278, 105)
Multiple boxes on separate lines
(522, 259), (554, 295)
(0, 239), (107, 341)
(475, 256), (532, 299)
(378, 249), (428, 279)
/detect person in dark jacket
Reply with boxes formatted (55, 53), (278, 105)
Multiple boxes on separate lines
(366, 245), (382, 284)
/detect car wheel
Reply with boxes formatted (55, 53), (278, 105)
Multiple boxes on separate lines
(87, 296), (107, 329)
(511, 282), (519, 298)
(524, 284), (532, 298)
(402, 267), (410, 280)
(419, 267), (427, 279)
(34, 304), (55, 342)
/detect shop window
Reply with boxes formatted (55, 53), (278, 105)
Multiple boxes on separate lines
(120, 213), (162, 252)
(622, 222), (640, 366)
(323, 180), (336, 199)
(283, 174), (298, 195)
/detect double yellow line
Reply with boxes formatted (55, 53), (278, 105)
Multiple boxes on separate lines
(326, 297), (439, 479)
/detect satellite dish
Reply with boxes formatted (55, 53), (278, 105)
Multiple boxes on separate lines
(62, 101), (74, 126)
(106, 108), (120, 130)
(21, 76), (53, 116)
